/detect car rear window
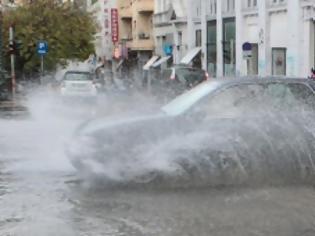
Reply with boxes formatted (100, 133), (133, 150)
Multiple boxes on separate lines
(176, 68), (205, 85)
(64, 72), (92, 81)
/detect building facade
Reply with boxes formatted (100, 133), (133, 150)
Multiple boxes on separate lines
(153, 0), (203, 66)
(201, 0), (315, 78)
(117, 0), (155, 70)
(87, 0), (116, 61)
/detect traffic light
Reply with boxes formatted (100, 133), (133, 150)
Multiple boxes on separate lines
(14, 40), (22, 51)
(8, 41), (16, 54)
(7, 40), (22, 55)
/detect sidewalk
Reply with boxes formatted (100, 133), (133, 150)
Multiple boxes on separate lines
(0, 97), (29, 118)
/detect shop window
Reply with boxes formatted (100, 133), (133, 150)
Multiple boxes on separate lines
(207, 21), (217, 76)
(223, 18), (236, 76)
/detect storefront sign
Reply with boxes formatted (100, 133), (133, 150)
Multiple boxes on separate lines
(111, 8), (119, 43)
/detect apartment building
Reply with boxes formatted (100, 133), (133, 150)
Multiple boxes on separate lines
(117, 0), (154, 69)
(201, 0), (315, 78)
(153, 0), (203, 68)
(87, 0), (116, 61)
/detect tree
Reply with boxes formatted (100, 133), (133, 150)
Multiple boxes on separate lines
(3, 0), (96, 75)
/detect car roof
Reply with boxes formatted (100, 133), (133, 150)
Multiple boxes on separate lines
(209, 77), (315, 87)
(166, 65), (205, 71)
(65, 70), (91, 74)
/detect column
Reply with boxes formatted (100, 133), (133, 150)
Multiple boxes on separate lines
(216, 0), (223, 77)
(186, 0), (195, 50)
(258, 0), (270, 76)
(201, 0), (208, 70)
(302, 18), (314, 77)
(286, 0), (301, 77)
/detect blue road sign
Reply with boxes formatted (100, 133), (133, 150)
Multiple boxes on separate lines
(242, 42), (252, 51)
(163, 44), (173, 56)
(37, 41), (48, 55)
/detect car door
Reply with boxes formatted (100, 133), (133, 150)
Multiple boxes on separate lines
(177, 82), (315, 186)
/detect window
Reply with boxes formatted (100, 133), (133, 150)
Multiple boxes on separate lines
(246, 0), (257, 8)
(207, 21), (217, 76)
(223, 18), (236, 76)
(194, 82), (315, 118)
(272, 48), (286, 76)
(209, 0), (217, 15)
(224, 0), (235, 12)
(196, 30), (202, 47)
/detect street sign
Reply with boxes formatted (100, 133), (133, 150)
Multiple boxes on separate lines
(242, 42), (252, 59)
(163, 44), (173, 56)
(37, 41), (48, 55)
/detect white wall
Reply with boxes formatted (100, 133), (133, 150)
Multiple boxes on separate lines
(87, 0), (115, 60)
(269, 12), (288, 48)
(243, 16), (259, 43)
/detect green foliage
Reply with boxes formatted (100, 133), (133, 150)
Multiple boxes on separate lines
(3, 0), (96, 73)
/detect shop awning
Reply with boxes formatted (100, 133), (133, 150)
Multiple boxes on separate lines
(180, 47), (202, 64)
(152, 56), (171, 68)
(143, 56), (160, 70)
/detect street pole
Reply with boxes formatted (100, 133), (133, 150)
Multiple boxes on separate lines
(9, 25), (16, 98)
(40, 55), (44, 80)
(0, 2), (5, 82)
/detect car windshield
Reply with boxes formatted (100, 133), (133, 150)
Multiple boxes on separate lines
(161, 80), (221, 116)
(161, 80), (315, 117)
(64, 72), (92, 81)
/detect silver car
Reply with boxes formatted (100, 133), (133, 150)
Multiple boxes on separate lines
(67, 78), (315, 187)
(60, 71), (98, 101)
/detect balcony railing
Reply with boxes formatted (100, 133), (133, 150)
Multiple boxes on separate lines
(268, 0), (287, 9)
(138, 32), (151, 40)
(153, 12), (169, 25)
(130, 39), (154, 51)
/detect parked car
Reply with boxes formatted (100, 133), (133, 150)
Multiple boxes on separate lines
(60, 70), (100, 102)
(66, 78), (315, 187)
(151, 65), (209, 100)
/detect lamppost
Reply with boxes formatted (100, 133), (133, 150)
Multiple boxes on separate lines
(0, 0), (5, 82)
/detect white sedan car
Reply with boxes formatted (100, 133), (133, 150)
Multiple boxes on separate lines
(60, 70), (98, 102)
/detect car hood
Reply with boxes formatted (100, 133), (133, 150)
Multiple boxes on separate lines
(75, 112), (170, 136)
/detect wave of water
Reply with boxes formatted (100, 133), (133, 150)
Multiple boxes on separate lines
(69, 111), (315, 189)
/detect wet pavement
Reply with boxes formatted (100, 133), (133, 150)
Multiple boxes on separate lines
(1, 98), (315, 236)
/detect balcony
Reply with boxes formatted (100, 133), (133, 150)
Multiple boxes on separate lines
(121, 35), (133, 41)
(136, 0), (154, 13)
(127, 31), (154, 50)
(129, 39), (154, 51)
(153, 11), (169, 25)
(138, 32), (151, 40)
(267, 0), (287, 12)
(120, 6), (132, 19)
(242, 0), (258, 15)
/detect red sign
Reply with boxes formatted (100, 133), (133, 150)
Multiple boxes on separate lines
(111, 8), (119, 43)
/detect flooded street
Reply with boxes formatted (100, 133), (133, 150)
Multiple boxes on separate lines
(1, 98), (315, 236)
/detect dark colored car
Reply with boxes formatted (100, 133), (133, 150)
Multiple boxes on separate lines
(151, 65), (209, 100)
(67, 78), (315, 187)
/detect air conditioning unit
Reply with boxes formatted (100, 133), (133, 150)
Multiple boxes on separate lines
(138, 32), (150, 39)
